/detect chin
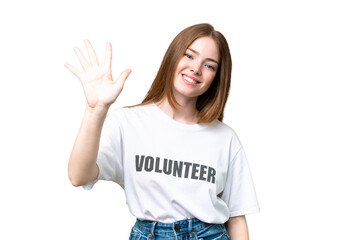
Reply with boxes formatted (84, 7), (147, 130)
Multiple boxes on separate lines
(173, 86), (200, 99)
(179, 90), (200, 98)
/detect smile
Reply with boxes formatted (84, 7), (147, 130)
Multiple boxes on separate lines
(182, 74), (201, 85)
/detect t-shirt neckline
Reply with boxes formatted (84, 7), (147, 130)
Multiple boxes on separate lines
(149, 102), (210, 131)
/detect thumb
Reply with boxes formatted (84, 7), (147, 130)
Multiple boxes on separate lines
(115, 68), (132, 91)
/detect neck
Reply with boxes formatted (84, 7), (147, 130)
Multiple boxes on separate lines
(155, 97), (199, 124)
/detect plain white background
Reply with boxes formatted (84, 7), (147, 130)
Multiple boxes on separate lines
(0, 0), (359, 239)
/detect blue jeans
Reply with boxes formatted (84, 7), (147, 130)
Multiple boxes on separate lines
(129, 217), (230, 240)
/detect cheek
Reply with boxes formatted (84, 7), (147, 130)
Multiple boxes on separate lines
(205, 72), (217, 84)
(175, 59), (187, 71)
(174, 61), (185, 79)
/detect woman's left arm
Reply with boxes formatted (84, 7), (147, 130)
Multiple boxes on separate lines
(224, 215), (249, 240)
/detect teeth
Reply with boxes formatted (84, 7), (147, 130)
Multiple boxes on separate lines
(183, 75), (198, 84)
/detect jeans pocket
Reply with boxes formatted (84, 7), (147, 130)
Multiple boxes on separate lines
(195, 224), (229, 240)
(220, 224), (230, 239)
(129, 226), (143, 240)
(129, 231), (141, 240)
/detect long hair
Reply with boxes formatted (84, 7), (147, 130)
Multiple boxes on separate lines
(124, 23), (232, 124)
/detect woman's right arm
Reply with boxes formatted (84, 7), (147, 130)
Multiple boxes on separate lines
(67, 106), (108, 186)
(64, 39), (131, 187)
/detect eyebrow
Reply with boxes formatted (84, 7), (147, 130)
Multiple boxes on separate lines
(187, 48), (219, 65)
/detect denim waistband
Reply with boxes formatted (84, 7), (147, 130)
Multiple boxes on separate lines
(135, 217), (210, 235)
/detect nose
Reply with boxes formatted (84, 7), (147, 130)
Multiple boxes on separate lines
(190, 61), (202, 75)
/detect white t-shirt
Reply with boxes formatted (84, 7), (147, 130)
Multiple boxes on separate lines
(83, 102), (260, 224)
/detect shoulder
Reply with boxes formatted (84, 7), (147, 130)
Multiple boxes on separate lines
(108, 103), (153, 118)
(214, 120), (243, 151)
(214, 121), (241, 139)
(214, 120), (235, 134)
(104, 103), (155, 128)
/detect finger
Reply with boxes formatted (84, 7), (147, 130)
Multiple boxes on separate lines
(84, 39), (100, 67)
(103, 42), (112, 74)
(115, 69), (132, 90)
(73, 46), (90, 71)
(64, 62), (83, 82)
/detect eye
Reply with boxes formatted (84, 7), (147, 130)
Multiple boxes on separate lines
(184, 53), (193, 59)
(205, 64), (216, 71)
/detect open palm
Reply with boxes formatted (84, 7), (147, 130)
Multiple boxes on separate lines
(64, 39), (131, 109)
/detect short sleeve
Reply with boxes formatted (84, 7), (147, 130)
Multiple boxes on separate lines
(220, 146), (260, 217)
(82, 110), (124, 190)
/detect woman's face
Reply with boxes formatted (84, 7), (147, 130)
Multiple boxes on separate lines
(173, 36), (220, 99)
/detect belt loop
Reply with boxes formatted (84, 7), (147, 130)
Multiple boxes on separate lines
(150, 221), (157, 239)
(188, 218), (192, 232)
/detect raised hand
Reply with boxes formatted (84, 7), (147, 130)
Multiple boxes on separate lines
(64, 39), (132, 110)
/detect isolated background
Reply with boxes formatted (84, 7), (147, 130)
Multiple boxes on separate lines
(0, 0), (359, 239)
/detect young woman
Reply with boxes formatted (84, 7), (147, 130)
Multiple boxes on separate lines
(65, 23), (260, 240)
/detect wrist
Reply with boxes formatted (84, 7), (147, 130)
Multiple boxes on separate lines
(85, 104), (109, 118)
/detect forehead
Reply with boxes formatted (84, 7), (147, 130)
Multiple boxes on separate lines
(188, 36), (220, 62)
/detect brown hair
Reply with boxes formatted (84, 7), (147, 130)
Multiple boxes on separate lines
(124, 23), (232, 124)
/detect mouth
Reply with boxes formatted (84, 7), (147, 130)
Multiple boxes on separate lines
(182, 74), (201, 85)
